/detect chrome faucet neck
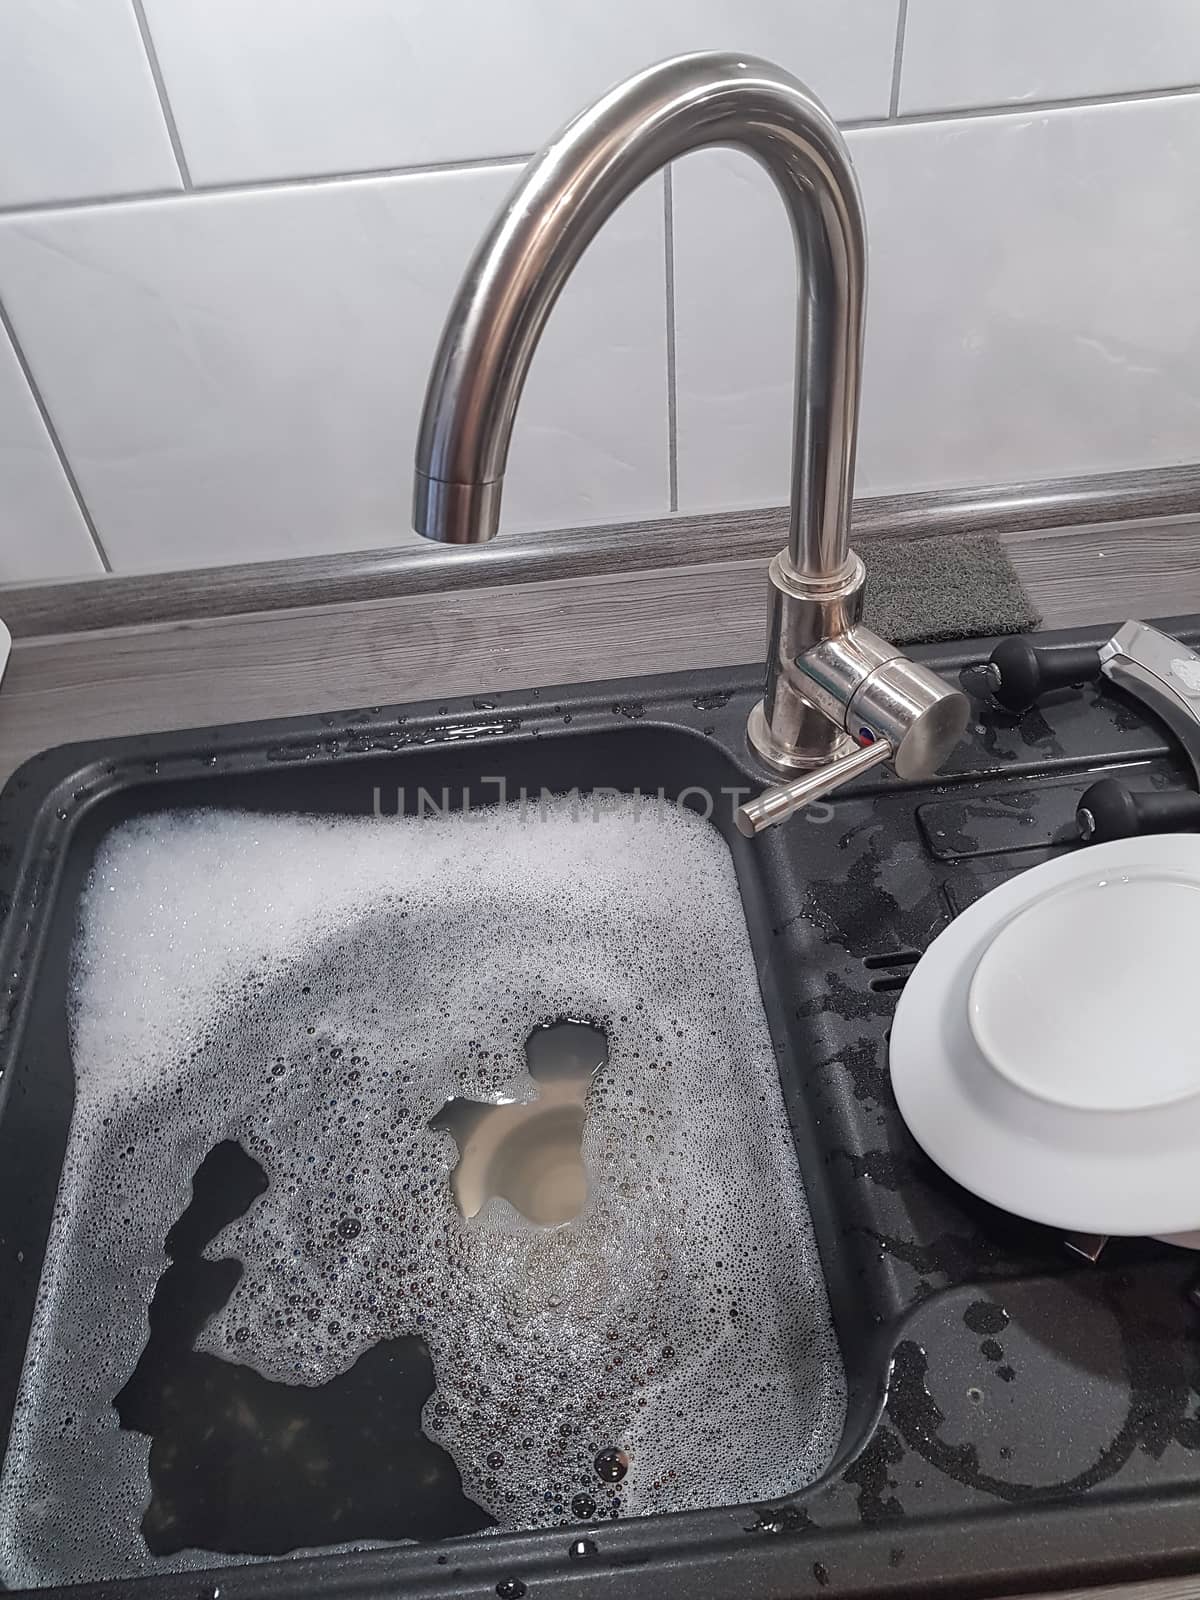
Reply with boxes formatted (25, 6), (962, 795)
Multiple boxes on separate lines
(412, 51), (866, 583)
(412, 53), (969, 811)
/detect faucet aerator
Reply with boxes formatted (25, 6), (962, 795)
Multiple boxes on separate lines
(412, 473), (504, 545)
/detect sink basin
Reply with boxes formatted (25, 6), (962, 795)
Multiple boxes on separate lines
(0, 628), (1199, 1598)
(4, 792), (846, 1581)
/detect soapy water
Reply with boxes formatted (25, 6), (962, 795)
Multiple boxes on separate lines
(0, 799), (845, 1585)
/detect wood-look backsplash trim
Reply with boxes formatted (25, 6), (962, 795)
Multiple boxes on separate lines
(4, 461), (1199, 640)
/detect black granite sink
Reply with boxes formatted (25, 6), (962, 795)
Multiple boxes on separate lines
(1, 619), (1199, 1599)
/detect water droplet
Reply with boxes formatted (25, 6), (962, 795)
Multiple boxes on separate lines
(569, 1537), (599, 1561)
(571, 1492), (596, 1518)
(594, 1447), (628, 1483)
(495, 1580), (526, 1599)
(336, 1216), (361, 1240)
(487, 1451), (504, 1469)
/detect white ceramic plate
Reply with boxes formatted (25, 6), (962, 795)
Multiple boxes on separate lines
(890, 836), (1200, 1237)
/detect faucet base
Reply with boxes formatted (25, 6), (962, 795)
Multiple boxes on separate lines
(746, 698), (858, 774)
(748, 547), (866, 775)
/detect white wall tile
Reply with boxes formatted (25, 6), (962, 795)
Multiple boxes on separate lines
(0, 170), (668, 573)
(140, 0), (898, 186)
(672, 94), (1200, 512)
(0, 320), (102, 580)
(900, 0), (1200, 115)
(0, 0), (182, 209)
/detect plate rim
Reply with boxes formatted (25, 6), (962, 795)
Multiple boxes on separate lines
(889, 835), (1200, 1236)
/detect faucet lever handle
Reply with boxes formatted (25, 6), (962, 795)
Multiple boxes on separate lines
(735, 737), (893, 837)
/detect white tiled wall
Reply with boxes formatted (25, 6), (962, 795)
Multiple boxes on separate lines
(899, 1), (1200, 115)
(138, 0), (896, 183)
(0, 1), (1198, 581)
(0, 174), (668, 569)
(0, 0), (182, 209)
(0, 320), (103, 579)
(674, 95), (1200, 509)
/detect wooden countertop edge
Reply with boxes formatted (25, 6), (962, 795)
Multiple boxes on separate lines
(3, 514), (1199, 785)
(2, 461), (1199, 639)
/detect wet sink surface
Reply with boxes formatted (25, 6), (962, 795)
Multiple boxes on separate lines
(0, 624), (1199, 1598)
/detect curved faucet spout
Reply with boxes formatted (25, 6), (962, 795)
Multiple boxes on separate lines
(412, 50), (866, 584)
(411, 52), (967, 806)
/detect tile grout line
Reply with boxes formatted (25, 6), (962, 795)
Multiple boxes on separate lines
(0, 294), (113, 572)
(848, 77), (1200, 131)
(129, 0), (193, 189)
(888, 0), (909, 119)
(0, 186), (181, 221)
(0, 153), (534, 222)
(191, 149), (531, 197)
(1, 73), (1200, 222)
(662, 167), (679, 514)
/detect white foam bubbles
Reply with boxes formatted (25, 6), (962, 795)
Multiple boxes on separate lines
(0, 798), (845, 1585)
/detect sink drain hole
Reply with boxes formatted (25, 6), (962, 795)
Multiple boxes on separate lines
(430, 1020), (609, 1227)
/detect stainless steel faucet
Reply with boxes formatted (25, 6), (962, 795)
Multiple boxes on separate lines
(412, 52), (969, 832)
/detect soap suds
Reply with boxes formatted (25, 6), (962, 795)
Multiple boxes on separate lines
(0, 799), (844, 1585)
